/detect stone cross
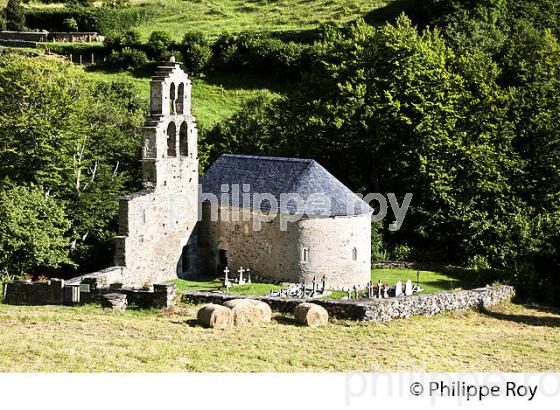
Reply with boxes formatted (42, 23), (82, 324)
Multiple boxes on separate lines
(395, 280), (403, 297)
(405, 279), (413, 296)
(238, 267), (245, 284)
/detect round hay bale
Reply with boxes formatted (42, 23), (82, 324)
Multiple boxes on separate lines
(294, 302), (329, 327)
(197, 304), (233, 329)
(223, 299), (271, 325)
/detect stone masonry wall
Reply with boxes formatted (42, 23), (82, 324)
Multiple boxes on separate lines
(200, 205), (371, 288)
(182, 285), (515, 322)
(114, 62), (199, 287)
(3, 279), (65, 305)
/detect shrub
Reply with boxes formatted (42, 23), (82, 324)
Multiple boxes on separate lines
(104, 29), (141, 50)
(147, 30), (174, 61)
(6, 0), (26, 31)
(63, 17), (79, 32)
(24, 8), (98, 31)
(181, 31), (212, 75)
(105, 46), (148, 71)
(212, 32), (313, 78)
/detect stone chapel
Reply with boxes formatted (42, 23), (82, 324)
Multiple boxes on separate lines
(113, 59), (373, 288)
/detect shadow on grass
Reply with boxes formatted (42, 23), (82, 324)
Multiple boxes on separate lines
(273, 315), (299, 326)
(364, 0), (415, 26)
(481, 307), (560, 328)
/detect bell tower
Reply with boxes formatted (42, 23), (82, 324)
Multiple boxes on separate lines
(114, 58), (200, 286)
(141, 57), (198, 189)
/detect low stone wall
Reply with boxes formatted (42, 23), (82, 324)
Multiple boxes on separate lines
(182, 285), (515, 322)
(3, 279), (65, 305)
(2, 275), (176, 309)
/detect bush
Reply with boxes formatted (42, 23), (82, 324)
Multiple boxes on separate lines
(6, 0), (26, 31)
(212, 32), (314, 78)
(104, 29), (141, 50)
(24, 7), (98, 31)
(63, 17), (79, 32)
(105, 46), (148, 71)
(181, 31), (212, 75)
(147, 31), (174, 61)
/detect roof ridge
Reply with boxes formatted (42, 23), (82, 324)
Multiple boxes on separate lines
(221, 153), (313, 163)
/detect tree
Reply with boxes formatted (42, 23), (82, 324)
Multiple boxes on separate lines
(147, 31), (174, 61)
(0, 184), (72, 278)
(181, 32), (212, 75)
(5, 0), (25, 31)
(0, 54), (145, 274)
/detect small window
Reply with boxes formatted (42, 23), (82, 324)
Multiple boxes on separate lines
(301, 247), (310, 263)
(352, 247), (357, 261)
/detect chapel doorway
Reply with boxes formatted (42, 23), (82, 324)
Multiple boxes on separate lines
(217, 249), (229, 275)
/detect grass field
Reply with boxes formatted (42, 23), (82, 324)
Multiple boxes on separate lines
(15, 0), (391, 41)
(0, 301), (558, 372)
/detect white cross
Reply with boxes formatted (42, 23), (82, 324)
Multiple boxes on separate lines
(223, 267), (229, 278)
(238, 267), (245, 284)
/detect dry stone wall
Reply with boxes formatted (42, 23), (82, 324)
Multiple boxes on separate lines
(182, 285), (515, 322)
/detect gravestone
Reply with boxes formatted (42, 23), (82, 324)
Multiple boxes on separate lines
(395, 281), (403, 297)
(405, 279), (413, 296)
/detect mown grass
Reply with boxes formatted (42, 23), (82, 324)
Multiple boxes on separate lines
(16, 0), (390, 41)
(0, 301), (559, 371)
(174, 277), (283, 295)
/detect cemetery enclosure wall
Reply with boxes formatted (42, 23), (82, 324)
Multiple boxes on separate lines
(182, 285), (515, 321)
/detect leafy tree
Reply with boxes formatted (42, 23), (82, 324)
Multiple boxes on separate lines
(0, 184), (72, 278)
(0, 54), (144, 274)
(5, 0), (25, 31)
(181, 32), (212, 75)
(63, 17), (79, 32)
(147, 31), (174, 61)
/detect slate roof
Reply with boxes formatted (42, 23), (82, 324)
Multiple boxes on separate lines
(201, 154), (372, 216)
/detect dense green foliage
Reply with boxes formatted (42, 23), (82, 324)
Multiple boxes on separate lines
(5, 0), (25, 31)
(0, 184), (72, 278)
(204, 3), (560, 305)
(0, 55), (145, 276)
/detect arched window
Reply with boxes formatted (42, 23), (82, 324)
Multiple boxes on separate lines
(352, 247), (357, 261)
(167, 122), (176, 157)
(169, 83), (176, 114)
(179, 121), (188, 156)
(177, 83), (185, 114)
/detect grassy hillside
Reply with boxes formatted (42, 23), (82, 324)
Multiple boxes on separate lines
(0, 301), (558, 371)
(14, 0), (390, 41)
(84, 69), (286, 128)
